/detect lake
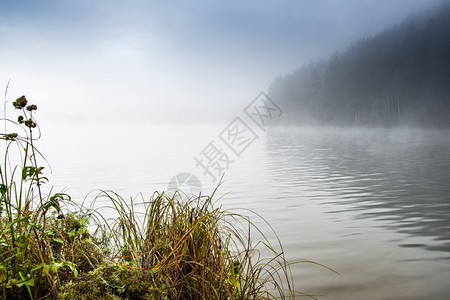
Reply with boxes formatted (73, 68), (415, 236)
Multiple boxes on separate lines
(40, 122), (450, 299)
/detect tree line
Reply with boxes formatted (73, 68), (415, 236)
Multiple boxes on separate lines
(269, 1), (450, 127)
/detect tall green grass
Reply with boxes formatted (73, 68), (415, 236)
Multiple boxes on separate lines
(0, 95), (312, 299)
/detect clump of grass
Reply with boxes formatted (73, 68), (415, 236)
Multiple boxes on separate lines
(68, 190), (298, 299)
(1, 95), (307, 299)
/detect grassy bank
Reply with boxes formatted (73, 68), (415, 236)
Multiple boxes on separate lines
(0, 96), (304, 299)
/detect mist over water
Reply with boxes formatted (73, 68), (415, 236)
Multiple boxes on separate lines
(265, 127), (450, 250)
(42, 123), (450, 299)
(3, 0), (450, 298)
(262, 127), (450, 299)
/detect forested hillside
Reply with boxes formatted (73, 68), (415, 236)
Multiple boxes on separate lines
(269, 2), (450, 127)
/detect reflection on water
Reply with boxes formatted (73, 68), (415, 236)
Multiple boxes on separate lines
(265, 127), (450, 253)
(261, 127), (450, 299)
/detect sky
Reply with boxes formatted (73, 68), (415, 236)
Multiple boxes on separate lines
(0, 0), (445, 124)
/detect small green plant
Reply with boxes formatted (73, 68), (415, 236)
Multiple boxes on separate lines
(0, 95), (87, 299)
(1, 94), (311, 299)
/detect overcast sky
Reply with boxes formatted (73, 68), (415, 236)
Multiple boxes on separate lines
(0, 0), (445, 124)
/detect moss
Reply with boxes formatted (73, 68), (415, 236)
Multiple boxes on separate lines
(61, 263), (168, 300)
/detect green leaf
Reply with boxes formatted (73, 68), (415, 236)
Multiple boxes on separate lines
(53, 261), (64, 273)
(31, 263), (45, 272)
(7, 216), (31, 229)
(65, 261), (78, 277)
(53, 237), (64, 244)
(17, 272), (34, 287)
(0, 238), (8, 247)
(22, 166), (35, 180)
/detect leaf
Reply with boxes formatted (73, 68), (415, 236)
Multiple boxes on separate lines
(7, 216), (31, 229)
(53, 238), (64, 244)
(31, 263), (42, 272)
(65, 261), (78, 277)
(47, 193), (71, 213)
(21, 166), (35, 180)
(79, 217), (89, 226)
(53, 261), (64, 273)
(17, 272), (35, 287)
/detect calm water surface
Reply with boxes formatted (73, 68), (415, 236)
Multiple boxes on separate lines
(42, 123), (450, 299)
